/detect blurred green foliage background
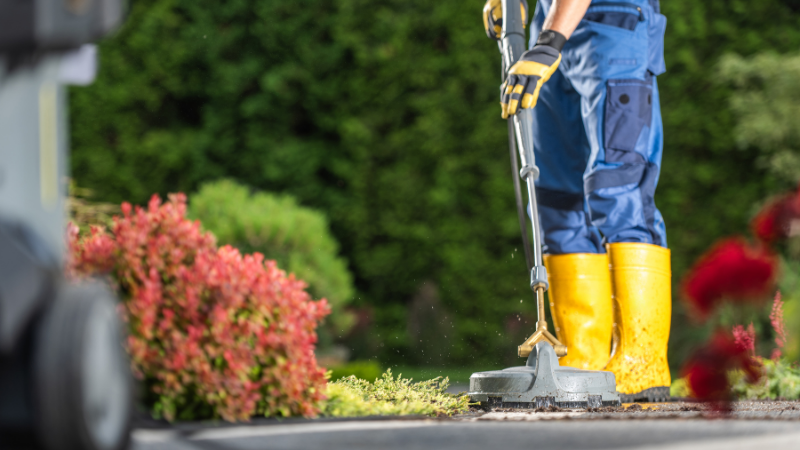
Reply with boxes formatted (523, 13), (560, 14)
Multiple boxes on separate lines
(717, 51), (800, 363)
(70, 0), (800, 373)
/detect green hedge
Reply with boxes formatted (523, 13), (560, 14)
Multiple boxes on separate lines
(70, 0), (800, 369)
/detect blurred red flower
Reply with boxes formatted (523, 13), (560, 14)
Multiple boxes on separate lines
(751, 187), (800, 244)
(681, 237), (778, 319)
(682, 331), (762, 412)
(752, 200), (783, 244)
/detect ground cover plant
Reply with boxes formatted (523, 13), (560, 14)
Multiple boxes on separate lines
(67, 194), (330, 421)
(322, 370), (470, 417)
(731, 358), (800, 400)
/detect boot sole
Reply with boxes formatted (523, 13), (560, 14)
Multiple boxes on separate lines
(619, 386), (671, 402)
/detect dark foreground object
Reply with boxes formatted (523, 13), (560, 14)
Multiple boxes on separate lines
(0, 282), (133, 450)
(469, 342), (620, 409)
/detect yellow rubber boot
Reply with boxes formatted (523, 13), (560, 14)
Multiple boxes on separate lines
(604, 243), (672, 400)
(544, 253), (613, 370)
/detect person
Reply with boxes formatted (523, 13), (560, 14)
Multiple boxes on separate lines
(483, 0), (670, 401)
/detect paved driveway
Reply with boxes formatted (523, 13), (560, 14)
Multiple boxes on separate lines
(133, 414), (800, 450)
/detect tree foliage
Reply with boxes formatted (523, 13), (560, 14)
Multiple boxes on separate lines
(70, 0), (800, 369)
(718, 52), (800, 184)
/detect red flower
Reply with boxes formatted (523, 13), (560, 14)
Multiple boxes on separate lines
(752, 187), (800, 245)
(682, 331), (762, 412)
(681, 237), (778, 319)
(752, 199), (784, 244)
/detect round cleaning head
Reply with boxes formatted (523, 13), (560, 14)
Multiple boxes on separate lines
(469, 342), (621, 409)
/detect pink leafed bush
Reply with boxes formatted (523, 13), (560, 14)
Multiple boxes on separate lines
(67, 194), (330, 421)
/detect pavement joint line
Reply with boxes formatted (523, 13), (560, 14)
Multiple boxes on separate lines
(629, 430), (800, 450)
(133, 420), (439, 442)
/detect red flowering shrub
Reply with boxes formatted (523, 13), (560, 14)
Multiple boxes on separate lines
(681, 238), (778, 319)
(68, 194), (330, 421)
(683, 331), (762, 412)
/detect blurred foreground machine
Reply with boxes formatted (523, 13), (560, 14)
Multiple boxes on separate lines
(468, 0), (620, 409)
(0, 1), (133, 449)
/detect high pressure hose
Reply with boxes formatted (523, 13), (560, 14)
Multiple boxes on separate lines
(508, 119), (534, 272)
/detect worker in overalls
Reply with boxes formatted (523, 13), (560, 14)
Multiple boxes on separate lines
(483, 0), (671, 401)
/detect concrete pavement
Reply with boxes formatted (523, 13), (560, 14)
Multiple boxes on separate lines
(132, 403), (800, 450)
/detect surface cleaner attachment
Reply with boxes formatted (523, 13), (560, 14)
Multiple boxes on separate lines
(469, 341), (620, 409)
(469, 0), (620, 409)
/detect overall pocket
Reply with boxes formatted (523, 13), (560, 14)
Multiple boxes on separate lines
(604, 78), (652, 163)
(584, 2), (644, 31)
(647, 11), (667, 75)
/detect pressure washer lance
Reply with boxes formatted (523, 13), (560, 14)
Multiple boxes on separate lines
(468, 0), (620, 409)
(496, 1), (565, 360)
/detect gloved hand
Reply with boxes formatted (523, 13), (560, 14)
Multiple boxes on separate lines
(501, 41), (562, 118)
(482, 0), (528, 40)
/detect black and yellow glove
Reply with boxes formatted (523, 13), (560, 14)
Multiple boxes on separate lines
(501, 31), (566, 118)
(483, 0), (528, 40)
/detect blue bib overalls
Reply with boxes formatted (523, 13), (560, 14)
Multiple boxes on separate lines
(529, 0), (668, 254)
